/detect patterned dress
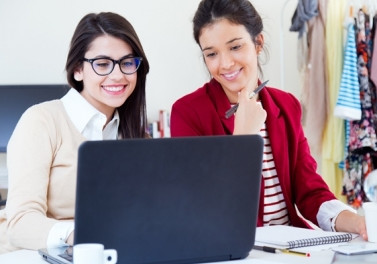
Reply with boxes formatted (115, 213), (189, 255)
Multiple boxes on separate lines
(343, 10), (377, 208)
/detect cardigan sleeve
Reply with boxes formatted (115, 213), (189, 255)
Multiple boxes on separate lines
(170, 93), (218, 137)
(171, 99), (202, 137)
(5, 105), (59, 250)
(171, 84), (233, 137)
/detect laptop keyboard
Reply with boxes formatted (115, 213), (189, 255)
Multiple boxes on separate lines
(58, 247), (73, 262)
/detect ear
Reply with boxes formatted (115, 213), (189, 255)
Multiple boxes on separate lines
(255, 33), (264, 54)
(74, 68), (83, 82)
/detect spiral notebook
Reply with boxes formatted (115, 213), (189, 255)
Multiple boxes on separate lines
(255, 225), (355, 249)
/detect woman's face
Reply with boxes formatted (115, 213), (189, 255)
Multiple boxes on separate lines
(199, 19), (263, 103)
(74, 35), (137, 119)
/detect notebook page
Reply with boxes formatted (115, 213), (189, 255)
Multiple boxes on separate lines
(255, 225), (357, 249)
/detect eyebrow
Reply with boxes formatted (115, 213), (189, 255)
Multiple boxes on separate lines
(90, 54), (134, 60)
(201, 37), (243, 52)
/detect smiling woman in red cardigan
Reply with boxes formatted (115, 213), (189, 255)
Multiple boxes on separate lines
(171, 0), (367, 240)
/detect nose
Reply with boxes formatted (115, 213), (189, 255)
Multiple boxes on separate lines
(108, 62), (124, 80)
(219, 52), (234, 69)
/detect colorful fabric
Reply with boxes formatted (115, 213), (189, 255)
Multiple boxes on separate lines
(343, 151), (374, 208)
(371, 15), (377, 87)
(348, 10), (377, 152)
(343, 10), (377, 208)
(334, 23), (362, 120)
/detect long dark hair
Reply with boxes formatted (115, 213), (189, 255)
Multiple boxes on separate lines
(65, 12), (149, 138)
(193, 0), (265, 74)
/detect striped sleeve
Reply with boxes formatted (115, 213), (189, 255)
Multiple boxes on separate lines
(334, 23), (361, 120)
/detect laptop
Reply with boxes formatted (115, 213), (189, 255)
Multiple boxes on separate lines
(39, 135), (264, 264)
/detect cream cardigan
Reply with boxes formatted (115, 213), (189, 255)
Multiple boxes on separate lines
(0, 100), (85, 253)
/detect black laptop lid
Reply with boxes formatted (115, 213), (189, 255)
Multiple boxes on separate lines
(74, 135), (263, 264)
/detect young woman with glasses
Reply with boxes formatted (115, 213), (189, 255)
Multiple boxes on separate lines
(0, 12), (149, 253)
(170, 0), (367, 240)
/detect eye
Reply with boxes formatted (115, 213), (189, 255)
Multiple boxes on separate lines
(121, 58), (137, 68)
(230, 44), (242, 51)
(204, 52), (217, 58)
(94, 59), (111, 68)
(122, 61), (134, 67)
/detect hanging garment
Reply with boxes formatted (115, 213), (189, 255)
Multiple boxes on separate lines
(301, 0), (329, 157)
(334, 22), (362, 120)
(343, 10), (377, 208)
(348, 10), (377, 152)
(369, 15), (377, 117)
(321, 0), (346, 199)
(371, 15), (377, 87)
(290, 0), (319, 37)
(343, 151), (372, 208)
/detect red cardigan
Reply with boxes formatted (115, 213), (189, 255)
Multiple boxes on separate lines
(170, 78), (336, 228)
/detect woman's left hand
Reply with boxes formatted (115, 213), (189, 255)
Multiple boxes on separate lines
(335, 210), (368, 240)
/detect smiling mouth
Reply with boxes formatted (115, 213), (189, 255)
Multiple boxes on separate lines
(102, 85), (126, 92)
(222, 69), (241, 80)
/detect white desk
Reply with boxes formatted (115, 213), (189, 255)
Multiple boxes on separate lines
(0, 246), (375, 264)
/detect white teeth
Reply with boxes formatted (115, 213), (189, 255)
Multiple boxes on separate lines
(224, 71), (239, 79)
(103, 86), (124, 92)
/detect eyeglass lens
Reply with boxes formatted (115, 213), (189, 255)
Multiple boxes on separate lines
(91, 57), (141, 75)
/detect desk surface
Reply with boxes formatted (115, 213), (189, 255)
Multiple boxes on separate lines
(0, 246), (376, 264)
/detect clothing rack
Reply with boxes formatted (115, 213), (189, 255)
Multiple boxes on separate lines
(285, 0), (377, 206)
(348, 0), (377, 25)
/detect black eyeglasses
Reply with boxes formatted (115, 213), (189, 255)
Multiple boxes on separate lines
(83, 56), (142, 76)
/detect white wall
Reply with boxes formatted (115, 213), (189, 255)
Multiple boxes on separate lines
(0, 0), (300, 122)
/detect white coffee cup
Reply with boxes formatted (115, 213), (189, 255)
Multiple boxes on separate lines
(73, 243), (117, 264)
(363, 202), (377, 243)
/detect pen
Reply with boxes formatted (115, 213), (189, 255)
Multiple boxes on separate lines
(225, 80), (269, 119)
(253, 245), (310, 257)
